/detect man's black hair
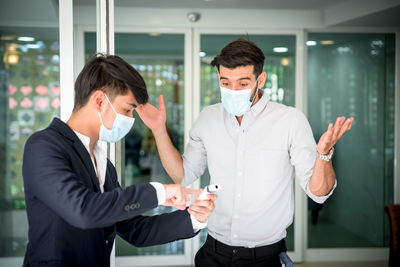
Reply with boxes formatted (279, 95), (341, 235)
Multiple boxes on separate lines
(211, 38), (265, 77)
(73, 53), (148, 110)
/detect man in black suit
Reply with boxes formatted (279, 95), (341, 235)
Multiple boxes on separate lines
(22, 54), (217, 267)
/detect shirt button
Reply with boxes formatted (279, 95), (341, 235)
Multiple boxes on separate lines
(234, 215), (239, 219)
(238, 171), (243, 176)
(233, 234), (238, 238)
(237, 194), (241, 198)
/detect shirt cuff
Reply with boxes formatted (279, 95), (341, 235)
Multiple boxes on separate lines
(190, 214), (208, 233)
(306, 179), (337, 204)
(149, 182), (166, 205)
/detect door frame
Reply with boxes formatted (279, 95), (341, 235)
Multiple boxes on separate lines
(76, 24), (195, 266)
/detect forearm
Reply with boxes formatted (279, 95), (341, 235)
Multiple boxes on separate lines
(308, 158), (336, 196)
(153, 127), (184, 184)
(117, 209), (196, 247)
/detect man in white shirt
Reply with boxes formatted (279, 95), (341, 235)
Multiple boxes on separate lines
(137, 39), (354, 267)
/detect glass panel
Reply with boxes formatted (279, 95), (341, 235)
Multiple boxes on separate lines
(85, 32), (185, 256)
(199, 34), (296, 250)
(0, 22), (60, 261)
(307, 33), (395, 248)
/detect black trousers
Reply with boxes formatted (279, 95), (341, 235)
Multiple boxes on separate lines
(195, 235), (286, 267)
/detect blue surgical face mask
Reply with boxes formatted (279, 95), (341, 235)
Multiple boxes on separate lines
(220, 77), (259, 116)
(98, 94), (135, 143)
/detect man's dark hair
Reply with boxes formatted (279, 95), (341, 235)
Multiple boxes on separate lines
(211, 38), (265, 77)
(73, 53), (148, 110)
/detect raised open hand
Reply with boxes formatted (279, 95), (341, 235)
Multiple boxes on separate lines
(317, 116), (354, 155)
(136, 95), (166, 134)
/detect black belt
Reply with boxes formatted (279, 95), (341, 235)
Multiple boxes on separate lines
(205, 235), (286, 260)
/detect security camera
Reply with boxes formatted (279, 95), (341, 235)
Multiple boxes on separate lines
(187, 12), (201, 23)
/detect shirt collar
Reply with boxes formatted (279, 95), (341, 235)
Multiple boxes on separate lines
(73, 131), (91, 152)
(73, 131), (104, 156)
(250, 90), (269, 117)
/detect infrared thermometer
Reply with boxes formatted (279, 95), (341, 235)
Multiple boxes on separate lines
(197, 184), (221, 200)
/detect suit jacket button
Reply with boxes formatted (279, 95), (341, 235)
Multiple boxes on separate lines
(124, 205), (130, 211)
(130, 203), (140, 209)
(106, 240), (109, 244)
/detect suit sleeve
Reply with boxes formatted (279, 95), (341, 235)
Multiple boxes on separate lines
(116, 209), (198, 247)
(22, 133), (159, 230)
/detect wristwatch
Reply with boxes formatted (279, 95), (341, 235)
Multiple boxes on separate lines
(317, 147), (335, 162)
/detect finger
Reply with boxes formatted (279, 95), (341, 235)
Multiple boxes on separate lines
(159, 94), (166, 112)
(184, 192), (190, 203)
(193, 199), (212, 207)
(193, 195), (217, 206)
(183, 187), (202, 196)
(189, 204), (212, 214)
(187, 209), (207, 223)
(332, 116), (345, 139)
(324, 123), (334, 140)
(337, 117), (354, 139)
(348, 117), (354, 130)
(208, 193), (218, 202)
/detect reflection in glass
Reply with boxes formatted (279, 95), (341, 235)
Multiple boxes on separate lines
(307, 33), (395, 248)
(86, 32), (185, 256)
(0, 27), (60, 257)
(198, 34), (296, 250)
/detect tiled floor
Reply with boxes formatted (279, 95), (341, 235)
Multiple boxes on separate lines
(153, 262), (388, 267)
(294, 261), (387, 267)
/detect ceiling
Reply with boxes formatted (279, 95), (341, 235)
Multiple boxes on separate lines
(77, 0), (349, 10)
(43, 0), (400, 27)
(1, 0), (399, 30)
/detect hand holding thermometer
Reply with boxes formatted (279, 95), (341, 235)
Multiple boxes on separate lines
(197, 184), (221, 200)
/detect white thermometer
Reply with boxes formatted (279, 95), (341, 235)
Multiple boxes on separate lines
(198, 184), (221, 200)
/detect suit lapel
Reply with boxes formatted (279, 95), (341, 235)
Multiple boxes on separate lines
(72, 141), (101, 192)
(50, 118), (101, 192)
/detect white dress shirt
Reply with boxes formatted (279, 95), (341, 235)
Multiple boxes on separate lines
(182, 92), (336, 247)
(73, 131), (206, 232)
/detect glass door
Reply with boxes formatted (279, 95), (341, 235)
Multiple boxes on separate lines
(305, 32), (395, 261)
(84, 29), (193, 266)
(0, 1), (62, 265)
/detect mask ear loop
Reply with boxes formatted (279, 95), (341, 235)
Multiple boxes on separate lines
(104, 94), (118, 115)
(250, 76), (260, 104)
(98, 94), (116, 127)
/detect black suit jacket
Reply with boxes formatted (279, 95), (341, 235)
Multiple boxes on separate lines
(22, 118), (196, 267)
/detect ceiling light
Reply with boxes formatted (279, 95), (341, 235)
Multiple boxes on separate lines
(273, 47), (288, 53)
(281, 58), (290, 66)
(1, 35), (15, 41)
(306, 41), (317, 46)
(26, 44), (40, 49)
(7, 54), (19, 65)
(320, 40), (334, 45)
(18, 36), (35, 42)
(149, 32), (161, 37)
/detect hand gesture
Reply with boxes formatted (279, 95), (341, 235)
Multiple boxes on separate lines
(162, 184), (200, 210)
(188, 190), (218, 223)
(317, 116), (354, 155)
(136, 95), (166, 135)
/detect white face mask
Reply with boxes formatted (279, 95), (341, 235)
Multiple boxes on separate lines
(98, 94), (135, 143)
(220, 77), (259, 116)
